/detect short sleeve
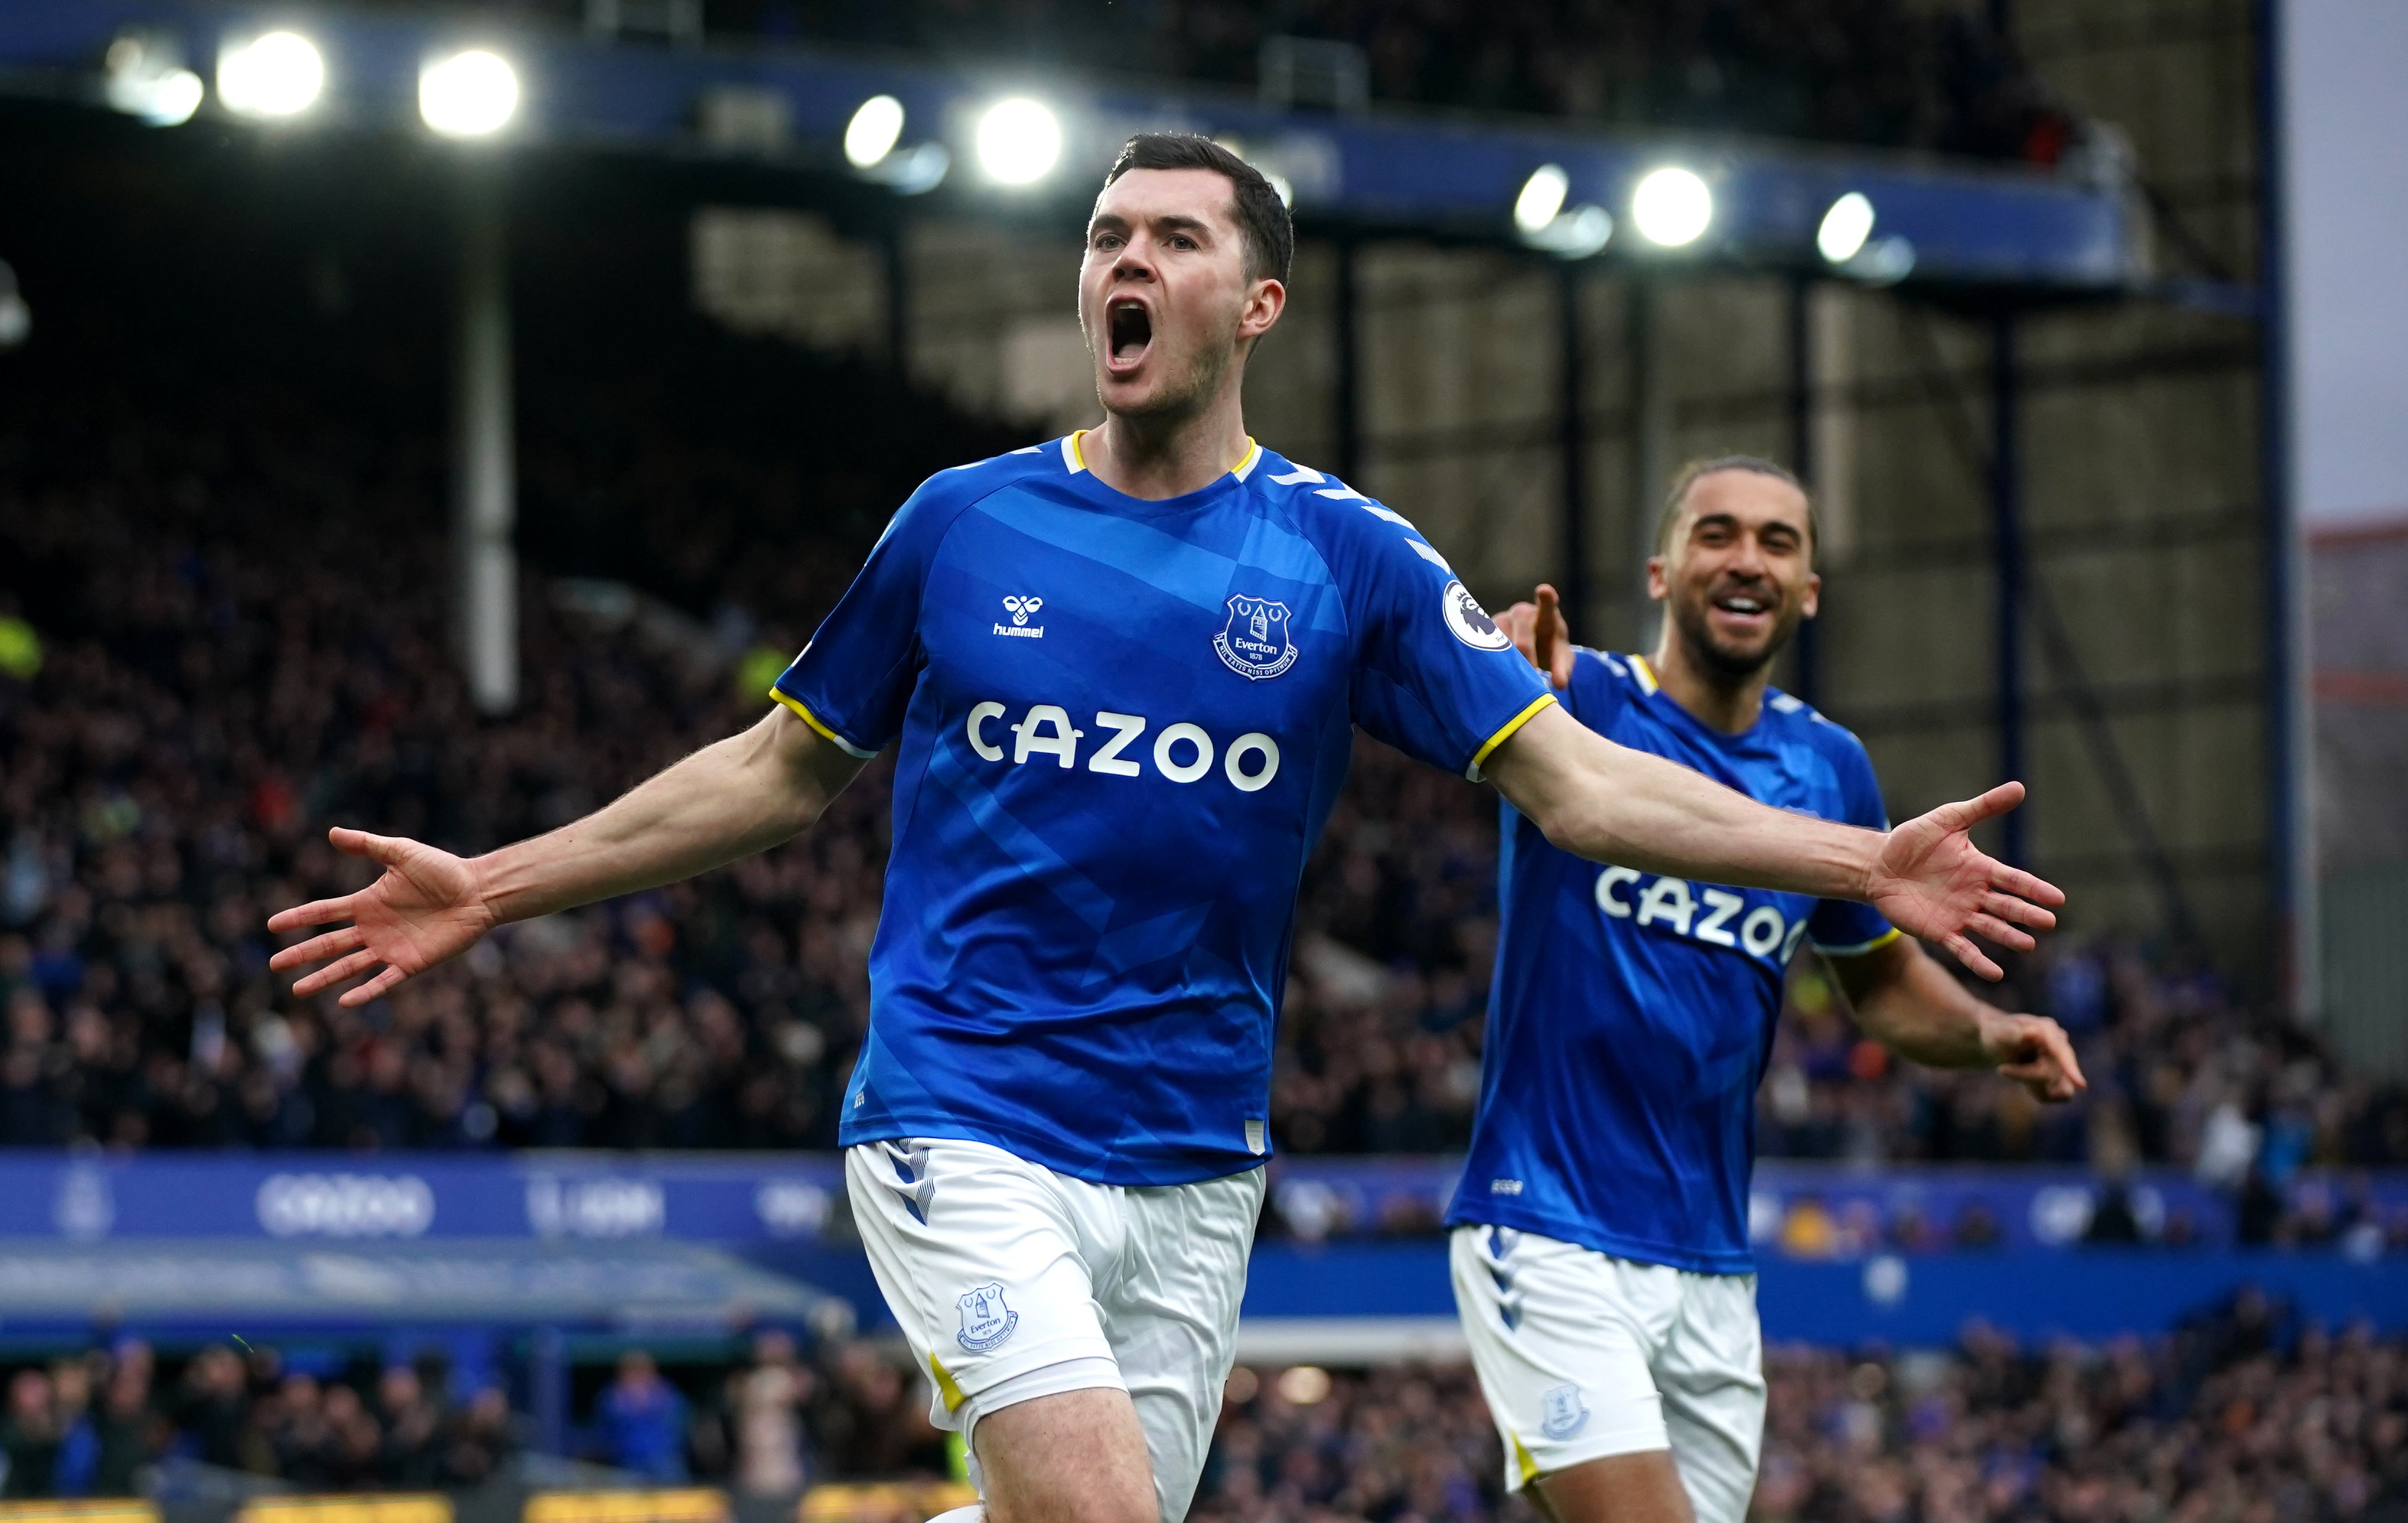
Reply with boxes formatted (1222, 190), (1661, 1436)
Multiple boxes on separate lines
(1807, 731), (1899, 956)
(1321, 505), (1553, 779)
(771, 482), (958, 758)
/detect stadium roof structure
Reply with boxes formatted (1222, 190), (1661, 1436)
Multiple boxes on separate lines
(0, 0), (2147, 295)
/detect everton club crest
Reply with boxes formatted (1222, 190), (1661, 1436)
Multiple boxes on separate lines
(1540, 1382), (1590, 1440)
(1214, 594), (1299, 681)
(956, 1282), (1020, 1353)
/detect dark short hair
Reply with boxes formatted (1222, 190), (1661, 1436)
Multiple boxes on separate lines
(1654, 455), (1821, 559)
(1102, 132), (1294, 287)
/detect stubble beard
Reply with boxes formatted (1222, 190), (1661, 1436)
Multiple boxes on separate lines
(1669, 588), (1804, 686)
(1090, 308), (1239, 427)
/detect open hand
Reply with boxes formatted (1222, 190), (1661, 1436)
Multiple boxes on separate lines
(1868, 782), (2063, 981)
(1977, 1011), (2087, 1102)
(1495, 584), (1576, 689)
(266, 828), (497, 1006)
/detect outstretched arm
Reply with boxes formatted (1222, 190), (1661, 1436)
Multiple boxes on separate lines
(1480, 706), (2061, 981)
(268, 705), (865, 1005)
(1827, 935), (2086, 1101)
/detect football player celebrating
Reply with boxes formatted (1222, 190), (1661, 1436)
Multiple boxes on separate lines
(1450, 458), (2086, 1523)
(270, 142), (2061, 1523)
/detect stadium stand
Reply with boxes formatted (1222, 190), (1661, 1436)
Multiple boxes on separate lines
(4, 1293), (2396, 1517)
(1, 327), (2403, 1180)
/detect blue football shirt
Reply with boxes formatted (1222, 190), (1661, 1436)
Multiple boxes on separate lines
(774, 435), (1553, 1186)
(1447, 648), (1897, 1273)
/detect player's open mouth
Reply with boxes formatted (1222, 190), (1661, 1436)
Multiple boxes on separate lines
(1106, 298), (1152, 372)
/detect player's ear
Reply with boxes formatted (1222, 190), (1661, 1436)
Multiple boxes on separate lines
(1240, 276), (1285, 341)
(1801, 571), (1822, 620)
(1645, 555), (1670, 602)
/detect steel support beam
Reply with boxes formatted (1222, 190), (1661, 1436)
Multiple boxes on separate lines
(1990, 312), (2026, 866)
(2257, 0), (2315, 1016)
(454, 164), (517, 717)
(1335, 237), (1362, 484)
(1558, 263), (1589, 638)
(1628, 278), (1669, 649)
(1788, 275), (1820, 707)
(884, 217), (911, 378)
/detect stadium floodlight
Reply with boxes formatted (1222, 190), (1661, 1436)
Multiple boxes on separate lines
(419, 50), (519, 138)
(104, 34), (204, 127)
(1525, 204), (1613, 259)
(217, 31), (325, 120)
(1631, 166), (1713, 248)
(1514, 165), (1569, 235)
(975, 98), (1063, 186)
(1817, 192), (1876, 263)
(845, 95), (905, 168)
(0, 260), (27, 349)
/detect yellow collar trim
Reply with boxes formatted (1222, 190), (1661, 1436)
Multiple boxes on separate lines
(1630, 654), (1660, 694)
(1063, 432), (1260, 482)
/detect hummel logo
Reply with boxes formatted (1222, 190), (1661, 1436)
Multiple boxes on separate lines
(995, 595), (1045, 640)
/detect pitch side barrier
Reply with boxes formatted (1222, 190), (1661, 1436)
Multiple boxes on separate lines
(0, 1154), (2395, 1350)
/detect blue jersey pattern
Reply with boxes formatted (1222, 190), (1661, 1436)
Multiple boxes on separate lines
(775, 435), (1552, 1186)
(1447, 649), (1897, 1274)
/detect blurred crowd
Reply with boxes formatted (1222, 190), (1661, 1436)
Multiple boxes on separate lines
(1757, 943), (2408, 1181)
(2, 339), (2406, 1180)
(435, 0), (2087, 165)
(0, 1329), (943, 1499)
(0, 1340), (515, 1498)
(7, 1299), (2400, 1519)
(1187, 1296), (2408, 1523)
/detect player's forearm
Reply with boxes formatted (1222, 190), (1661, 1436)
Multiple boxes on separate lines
(473, 710), (841, 925)
(1491, 707), (1879, 900)
(1833, 939), (1995, 1069)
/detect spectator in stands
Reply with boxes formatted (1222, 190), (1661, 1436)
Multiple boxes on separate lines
(596, 1352), (688, 1482)
(376, 1365), (443, 1490)
(436, 1387), (517, 1489)
(729, 1330), (810, 1498)
(0, 1369), (60, 1498)
(173, 1346), (249, 1472)
(90, 1345), (160, 1497)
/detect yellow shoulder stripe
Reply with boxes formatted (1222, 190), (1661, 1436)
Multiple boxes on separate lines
(1819, 926), (1905, 959)
(769, 689), (876, 759)
(1467, 694), (1557, 780)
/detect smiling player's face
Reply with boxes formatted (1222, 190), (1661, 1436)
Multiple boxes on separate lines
(1080, 167), (1278, 423)
(1650, 470), (1821, 680)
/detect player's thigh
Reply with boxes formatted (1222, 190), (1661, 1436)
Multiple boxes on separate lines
(1653, 1272), (1768, 1523)
(972, 1385), (1156, 1523)
(1529, 1449), (1696, 1523)
(1100, 1166), (1265, 1523)
(1449, 1226), (1683, 1495)
(844, 1138), (1117, 1431)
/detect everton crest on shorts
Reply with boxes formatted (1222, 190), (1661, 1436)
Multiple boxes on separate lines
(956, 1282), (1019, 1352)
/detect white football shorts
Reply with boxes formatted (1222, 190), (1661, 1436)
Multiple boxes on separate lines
(1451, 1225), (1766, 1523)
(845, 1137), (1263, 1523)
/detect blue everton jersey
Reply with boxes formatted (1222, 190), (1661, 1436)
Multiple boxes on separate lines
(1448, 649), (1897, 1274)
(774, 434), (1552, 1186)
